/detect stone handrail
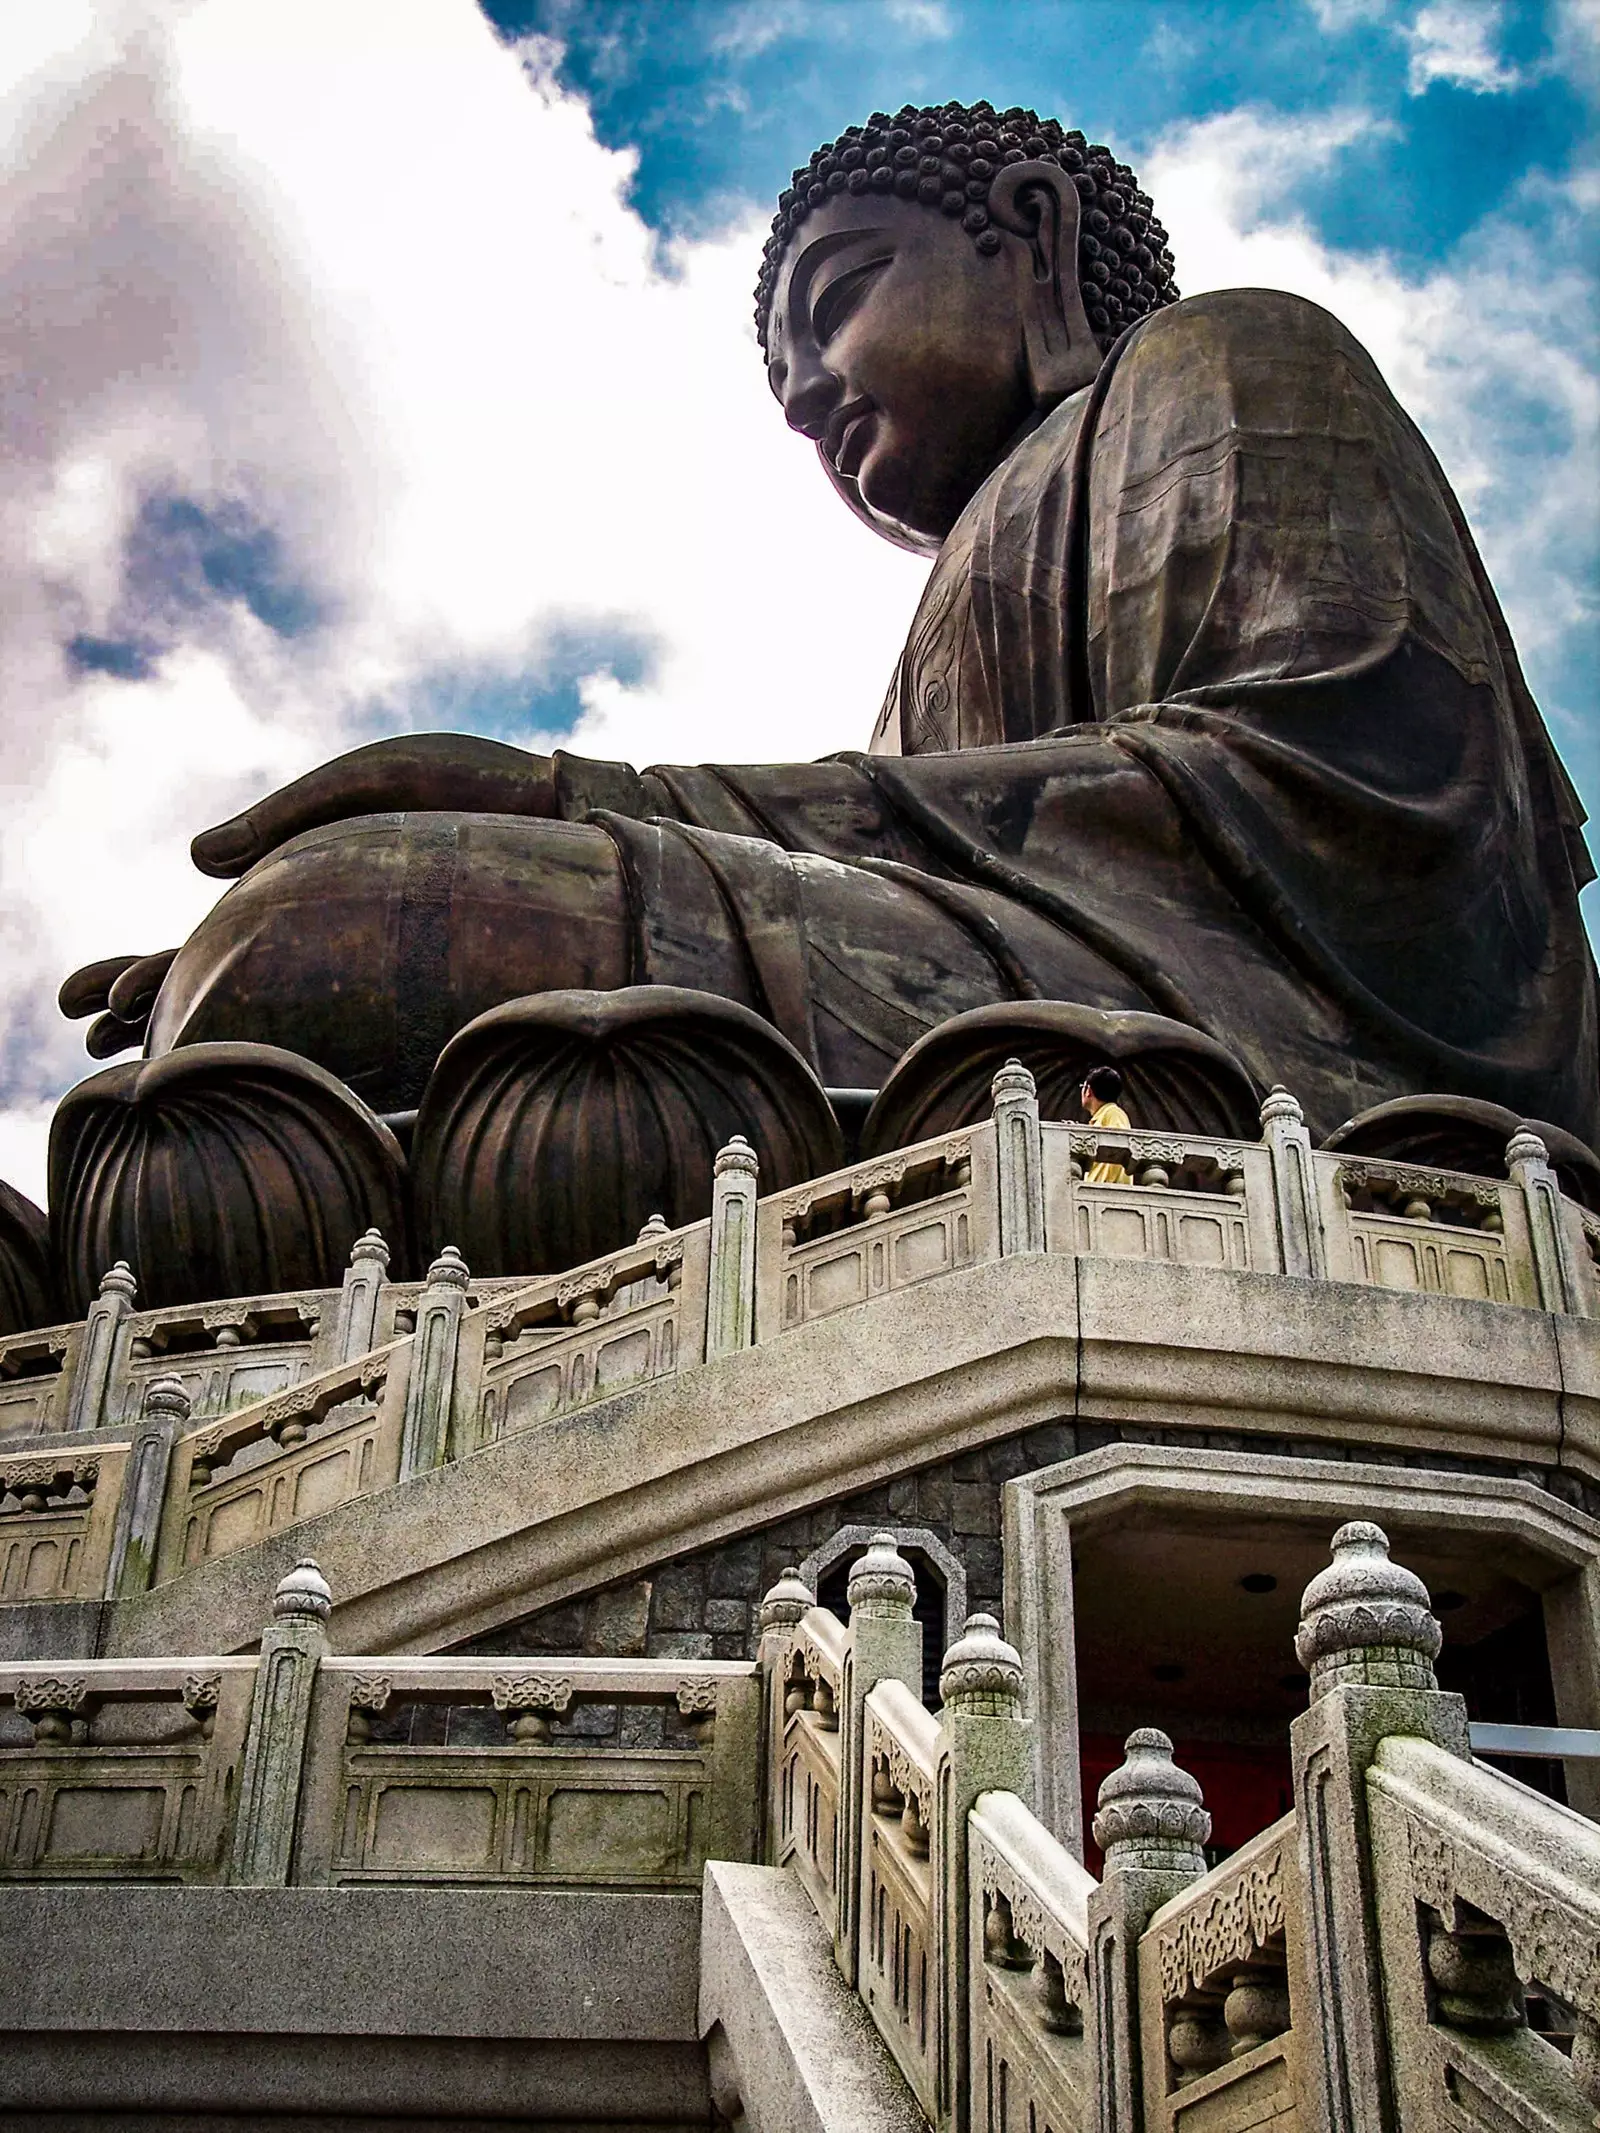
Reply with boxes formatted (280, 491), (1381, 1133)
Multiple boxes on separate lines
(457, 1217), (710, 1454)
(0, 1442), (128, 1604)
(1366, 1733), (1600, 2131)
(145, 1342), (412, 1590)
(970, 1787), (1095, 2130)
(0, 1569), (761, 1892)
(862, 1676), (943, 2107)
(747, 1517), (1600, 2133)
(4, 1074), (1597, 1621)
(1138, 1813), (1300, 2125)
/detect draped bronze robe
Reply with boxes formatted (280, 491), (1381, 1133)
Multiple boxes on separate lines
(555, 288), (1598, 1139)
(150, 288), (1598, 1143)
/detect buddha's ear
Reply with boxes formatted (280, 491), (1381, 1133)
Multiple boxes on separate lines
(986, 160), (1102, 407)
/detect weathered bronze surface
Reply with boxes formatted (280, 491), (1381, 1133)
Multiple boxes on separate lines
(0, 1177), (55, 1337)
(1322, 1094), (1600, 1212)
(49, 1044), (408, 1314)
(47, 100), (1600, 1308)
(859, 1002), (1262, 1157)
(413, 987), (842, 1276)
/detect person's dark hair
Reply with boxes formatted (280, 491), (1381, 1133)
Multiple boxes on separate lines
(1084, 1064), (1124, 1104)
(755, 99), (1178, 356)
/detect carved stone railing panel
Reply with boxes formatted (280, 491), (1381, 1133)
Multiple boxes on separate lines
(754, 1128), (991, 1341)
(861, 1678), (942, 2115)
(0, 1326), (78, 1444)
(462, 1222), (709, 1452)
(0, 1446), (126, 1602)
(0, 1658), (257, 1881)
(769, 1609), (847, 1935)
(0, 1648), (759, 1895)
(970, 1788), (1095, 2133)
(154, 1346), (409, 1582)
(1138, 1814), (1301, 2132)
(1318, 1155), (1537, 1307)
(1367, 1733), (1600, 2133)
(1055, 1131), (1271, 1276)
(116, 1292), (331, 1430)
(293, 1655), (760, 1890)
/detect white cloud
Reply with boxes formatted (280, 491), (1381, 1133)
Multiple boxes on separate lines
(884, 0), (955, 34)
(1402, 2), (1521, 92)
(0, 0), (929, 1206)
(1306, 0), (1390, 30)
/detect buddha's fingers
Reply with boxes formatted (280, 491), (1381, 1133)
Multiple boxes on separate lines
(189, 733), (559, 879)
(58, 953), (144, 1020)
(85, 1012), (144, 1060)
(107, 949), (179, 1022)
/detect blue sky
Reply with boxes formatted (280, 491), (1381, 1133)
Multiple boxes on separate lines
(498, 0), (1588, 271)
(492, 0), (1597, 788)
(0, 0), (1593, 1201)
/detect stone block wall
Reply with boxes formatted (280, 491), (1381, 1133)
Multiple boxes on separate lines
(459, 1420), (1600, 1666)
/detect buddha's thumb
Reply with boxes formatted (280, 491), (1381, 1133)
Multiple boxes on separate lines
(191, 815), (261, 878)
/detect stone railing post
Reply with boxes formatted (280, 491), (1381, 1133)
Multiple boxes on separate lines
(936, 1614), (1032, 2129)
(103, 1374), (189, 1599)
(1506, 1129), (1583, 1315)
(63, 1261), (137, 1434)
(707, 1135), (759, 1360)
(1290, 1521), (1468, 2133)
(992, 1059), (1045, 1256)
(1260, 1086), (1326, 1279)
(756, 1566), (814, 1860)
(840, 1534), (922, 1985)
(1086, 1729), (1210, 2133)
(398, 1245), (470, 1480)
(229, 1559), (331, 1886)
(332, 1227), (390, 1363)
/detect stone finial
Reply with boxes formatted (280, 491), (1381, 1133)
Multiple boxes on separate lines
(349, 1228), (390, 1268)
(1091, 1728), (1210, 1873)
(940, 1612), (1024, 1715)
(713, 1134), (759, 1179)
(847, 1532), (917, 1621)
(636, 1212), (669, 1241)
(757, 1567), (814, 1631)
(424, 1245), (470, 1290)
(1295, 1520), (1441, 1700)
(142, 1375), (191, 1424)
(990, 1057), (1037, 1109)
(1505, 1129), (1550, 1169)
(98, 1261), (138, 1303)
(1259, 1086), (1304, 1128)
(272, 1557), (332, 1623)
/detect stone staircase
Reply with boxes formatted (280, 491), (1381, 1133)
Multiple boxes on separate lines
(3, 1073), (1599, 1666)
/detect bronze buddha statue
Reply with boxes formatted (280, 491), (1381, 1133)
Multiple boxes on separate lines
(38, 99), (1599, 1311)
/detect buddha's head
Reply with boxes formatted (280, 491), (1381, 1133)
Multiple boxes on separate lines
(756, 101), (1178, 553)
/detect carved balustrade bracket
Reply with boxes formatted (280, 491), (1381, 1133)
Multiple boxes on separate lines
(972, 1821), (1089, 2010)
(1155, 1836), (1288, 2003)
(1401, 1810), (1600, 2020)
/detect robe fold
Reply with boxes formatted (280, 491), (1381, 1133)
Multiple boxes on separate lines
(554, 288), (1598, 1139)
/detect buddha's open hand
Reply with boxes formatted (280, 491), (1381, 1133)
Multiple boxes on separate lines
(190, 733), (558, 879)
(59, 949), (179, 1058)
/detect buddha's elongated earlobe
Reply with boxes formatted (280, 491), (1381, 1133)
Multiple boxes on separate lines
(987, 161), (1102, 408)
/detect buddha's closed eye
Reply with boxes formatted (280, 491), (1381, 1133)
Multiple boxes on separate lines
(811, 255), (891, 345)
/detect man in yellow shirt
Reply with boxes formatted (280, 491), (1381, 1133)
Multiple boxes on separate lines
(1081, 1066), (1132, 1187)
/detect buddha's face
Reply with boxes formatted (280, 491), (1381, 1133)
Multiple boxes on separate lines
(765, 194), (1038, 552)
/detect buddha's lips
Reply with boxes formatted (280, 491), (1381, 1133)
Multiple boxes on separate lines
(824, 399), (875, 478)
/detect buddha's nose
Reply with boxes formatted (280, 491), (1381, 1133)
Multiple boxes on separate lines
(779, 346), (842, 442)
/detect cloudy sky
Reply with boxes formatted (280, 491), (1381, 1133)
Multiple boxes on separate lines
(1, 0), (1596, 1207)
